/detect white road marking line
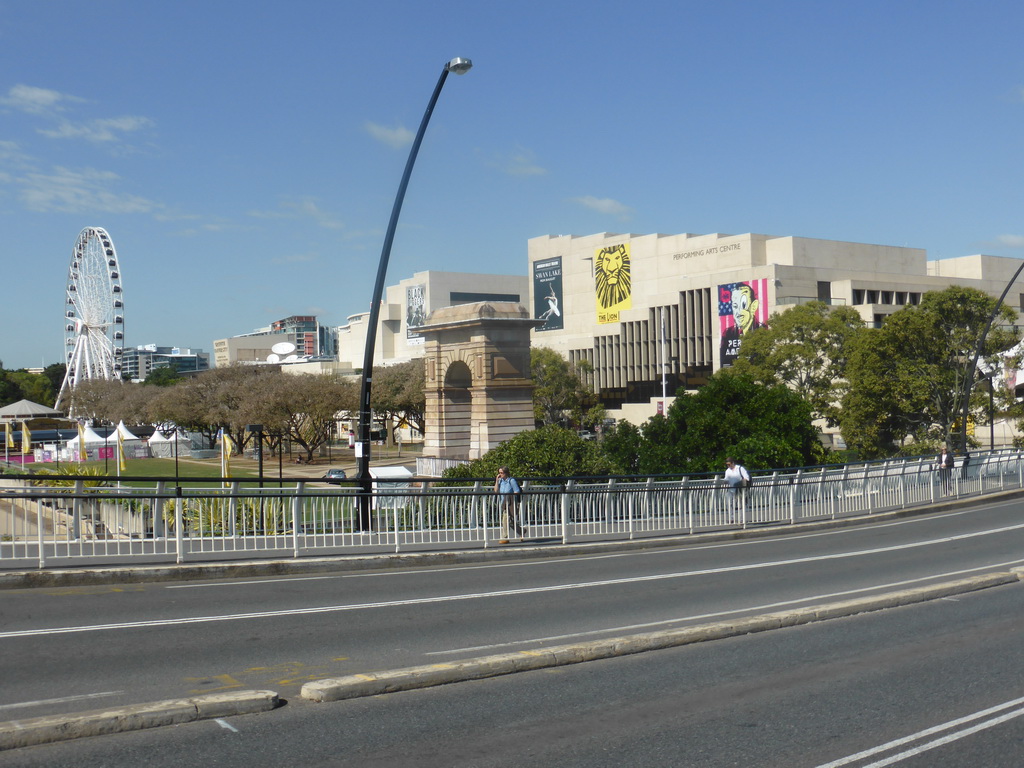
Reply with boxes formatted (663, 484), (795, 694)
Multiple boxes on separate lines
(0, 691), (124, 711)
(815, 695), (1024, 767)
(215, 718), (239, 733)
(859, 707), (1024, 767)
(167, 575), (343, 589)
(5, 533), (1023, 640)
(428, 560), (1023, 654)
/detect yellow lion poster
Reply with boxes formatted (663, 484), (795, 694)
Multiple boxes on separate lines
(595, 243), (632, 324)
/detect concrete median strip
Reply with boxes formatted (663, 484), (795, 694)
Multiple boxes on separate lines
(301, 570), (1022, 703)
(0, 690), (280, 751)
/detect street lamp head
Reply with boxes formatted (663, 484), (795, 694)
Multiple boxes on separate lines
(446, 57), (473, 75)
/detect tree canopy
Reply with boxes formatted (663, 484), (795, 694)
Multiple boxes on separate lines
(840, 286), (1020, 455)
(443, 425), (613, 480)
(730, 301), (864, 426)
(530, 347), (604, 428)
(371, 359), (426, 437)
(603, 373), (831, 475)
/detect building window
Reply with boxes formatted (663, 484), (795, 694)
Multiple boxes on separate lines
(449, 291), (521, 304)
(853, 289), (865, 305)
(866, 290), (879, 304)
(817, 281), (831, 303)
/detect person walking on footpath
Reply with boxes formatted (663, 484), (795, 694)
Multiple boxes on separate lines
(494, 466), (524, 543)
(723, 457), (751, 523)
(937, 444), (955, 495)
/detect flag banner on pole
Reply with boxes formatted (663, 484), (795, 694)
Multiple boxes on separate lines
(4, 421), (12, 449)
(223, 431), (233, 478)
(78, 422), (86, 462)
(117, 429), (127, 472)
(21, 422), (31, 455)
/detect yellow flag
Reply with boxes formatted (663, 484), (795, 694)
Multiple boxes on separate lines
(223, 431), (232, 478)
(21, 422), (31, 455)
(77, 422), (86, 462)
(117, 429), (127, 471)
(4, 422), (12, 449)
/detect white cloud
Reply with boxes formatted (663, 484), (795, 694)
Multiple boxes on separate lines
(488, 147), (547, 177)
(364, 121), (414, 149)
(39, 115), (154, 143)
(19, 166), (158, 214)
(996, 234), (1024, 248)
(572, 195), (633, 219)
(0, 84), (83, 115)
(248, 197), (344, 229)
(0, 139), (32, 169)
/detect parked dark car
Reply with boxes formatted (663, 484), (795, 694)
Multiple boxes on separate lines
(321, 468), (347, 484)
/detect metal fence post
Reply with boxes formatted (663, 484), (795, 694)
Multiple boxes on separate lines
(393, 500), (401, 553)
(475, 482), (487, 546)
(418, 481), (429, 532)
(790, 470), (800, 525)
(606, 478), (616, 529)
(36, 497), (45, 570)
(628, 484), (635, 539)
(684, 478), (693, 534)
(152, 481), (165, 539)
(292, 482), (304, 558)
(561, 480), (572, 544)
(174, 486), (184, 564)
(72, 479), (83, 540)
(229, 482), (240, 537)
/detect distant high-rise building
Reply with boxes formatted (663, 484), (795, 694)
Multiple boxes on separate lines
(122, 345), (210, 381)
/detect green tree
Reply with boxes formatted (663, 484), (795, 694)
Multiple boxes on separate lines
(840, 286), (1019, 455)
(443, 425), (613, 480)
(0, 371), (25, 407)
(260, 372), (358, 461)
(7, 371), (56, 406)
(371, 360), (426, 437)
(144, 365), (181, 386)
(601, 420), (644, 475)
(730, 301), (865, 426)
(603, 373), (830, 475)
(42, 363), (66, 397)
(531, 347), (604, 428)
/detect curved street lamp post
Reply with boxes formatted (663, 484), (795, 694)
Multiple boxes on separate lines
(355, 57), (472, 530)
(959, 259), (1024, 452)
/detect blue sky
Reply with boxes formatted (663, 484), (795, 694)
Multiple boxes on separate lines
(1, 0), (1022, 370)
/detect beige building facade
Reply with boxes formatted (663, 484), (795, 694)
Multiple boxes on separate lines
(528, 231), (1024, 420)
(334, 270), (529, 369)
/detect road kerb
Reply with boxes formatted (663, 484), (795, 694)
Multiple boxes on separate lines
(301, 571), (1021, 703)
(0, 690), (280, 751)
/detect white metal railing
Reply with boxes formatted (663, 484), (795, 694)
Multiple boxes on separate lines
(1, 450), (1020, 569)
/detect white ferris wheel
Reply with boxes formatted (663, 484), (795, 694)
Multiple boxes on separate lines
(55, 226), (125, 412)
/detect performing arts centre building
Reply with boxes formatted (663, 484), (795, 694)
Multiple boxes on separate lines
(527, 230), (1024, 423)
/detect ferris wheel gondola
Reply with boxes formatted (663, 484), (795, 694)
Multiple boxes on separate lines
(55, 227), (125, 413)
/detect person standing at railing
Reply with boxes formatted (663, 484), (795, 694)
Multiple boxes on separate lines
(937, 444), (955, 495)
(494, 466), (524, 544)
(723, 457), (750, 522)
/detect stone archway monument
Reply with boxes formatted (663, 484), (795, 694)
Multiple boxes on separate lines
(419, 302), (543, 460)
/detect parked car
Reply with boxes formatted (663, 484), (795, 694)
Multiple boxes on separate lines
(321, 468), (347, 484)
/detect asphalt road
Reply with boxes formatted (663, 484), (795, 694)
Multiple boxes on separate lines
(6, 571), (1022, 767)
(2, 495), (1023, 727)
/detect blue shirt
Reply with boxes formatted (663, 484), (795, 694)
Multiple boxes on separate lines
(497, 476), (520, 495)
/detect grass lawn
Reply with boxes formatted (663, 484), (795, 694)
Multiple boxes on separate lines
(36, 457), (264, 488)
